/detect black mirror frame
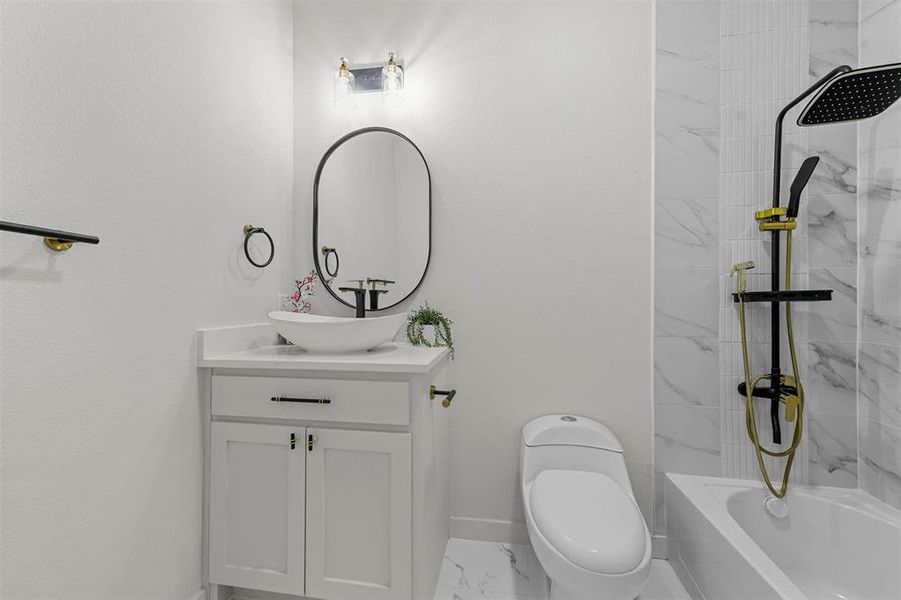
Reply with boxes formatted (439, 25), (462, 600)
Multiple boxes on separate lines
(312, 127), (432, 312)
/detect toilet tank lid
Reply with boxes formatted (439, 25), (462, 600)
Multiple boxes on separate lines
(522, 415), (623, 452)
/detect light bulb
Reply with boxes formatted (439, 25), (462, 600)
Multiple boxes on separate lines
(334, 57), (355, 108)
(381, 51), (404, 104)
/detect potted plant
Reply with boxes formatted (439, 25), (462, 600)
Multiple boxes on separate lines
(406, 303), (455, 359)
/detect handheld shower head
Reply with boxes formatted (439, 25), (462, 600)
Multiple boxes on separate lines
(786, 156), (820, 219)
(798, 62), (901, 126)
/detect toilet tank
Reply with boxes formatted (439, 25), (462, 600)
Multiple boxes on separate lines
(520, 415), (634, 495)
(522, 415), (624, 451)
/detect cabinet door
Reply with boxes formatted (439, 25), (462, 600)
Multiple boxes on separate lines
(209, 422), (305, 595)
(306, 428), (412, 600)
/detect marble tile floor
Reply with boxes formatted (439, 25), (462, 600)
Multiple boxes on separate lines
(434, 538), (690, 600)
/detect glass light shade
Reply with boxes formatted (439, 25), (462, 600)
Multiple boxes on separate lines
(334, 57), (355, 107)
(381, 51), (404, 104)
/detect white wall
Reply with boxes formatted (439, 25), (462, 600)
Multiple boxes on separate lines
(293, 1), (654, 532)
(0, 2), (293, 598)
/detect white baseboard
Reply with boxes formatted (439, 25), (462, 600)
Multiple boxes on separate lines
(450, 516), (530, 545)
(451, 516), (670, 559)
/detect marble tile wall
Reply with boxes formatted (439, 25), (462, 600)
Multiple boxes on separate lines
(654, 0), (722, 534)
(799, 0), (860, 488)
(858, 0), (901, 510)
(719, 0), (814, 487)
(654, 0), (863, 534)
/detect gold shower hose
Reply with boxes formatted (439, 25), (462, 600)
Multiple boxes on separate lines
(732, 228), (804, 498)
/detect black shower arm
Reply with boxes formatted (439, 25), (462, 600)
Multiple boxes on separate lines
(771, 65), (851, 209)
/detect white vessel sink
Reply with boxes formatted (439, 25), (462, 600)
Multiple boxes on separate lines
(267, 311), (406, 354)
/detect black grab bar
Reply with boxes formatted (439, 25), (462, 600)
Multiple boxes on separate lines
(0, 220), (100, 245)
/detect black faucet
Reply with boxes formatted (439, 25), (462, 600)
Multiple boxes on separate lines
(367, 278), (396, 310)
(338, 280), (367, 318)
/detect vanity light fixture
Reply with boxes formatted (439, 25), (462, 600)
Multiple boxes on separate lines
(334, 57), (355, 107)
(333, 53), (405, 107)
(381, 51), (404, 104)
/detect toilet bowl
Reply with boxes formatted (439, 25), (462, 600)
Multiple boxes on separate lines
(520, 415), (651, 600)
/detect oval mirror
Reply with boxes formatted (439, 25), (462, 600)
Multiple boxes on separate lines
(313, 128), (430, 311)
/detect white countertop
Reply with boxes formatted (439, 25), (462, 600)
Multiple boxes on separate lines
(196, 323), (448, 373)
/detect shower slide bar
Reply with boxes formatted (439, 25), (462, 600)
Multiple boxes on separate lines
(732, 61), (901, 446)
(733, 65), (851, 446)
(0, 220), (100, 251)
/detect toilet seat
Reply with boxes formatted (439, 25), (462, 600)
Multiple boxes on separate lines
(529, 469), (647, 575)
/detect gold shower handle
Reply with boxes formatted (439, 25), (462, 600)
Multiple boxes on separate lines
(782, 394), (800, 422)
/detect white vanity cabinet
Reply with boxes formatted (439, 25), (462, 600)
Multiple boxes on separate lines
(209, 421), (306, 594)
(304, 427), (412, 600)
(209, 421), (412, 598)
(197, 325), (451, 600)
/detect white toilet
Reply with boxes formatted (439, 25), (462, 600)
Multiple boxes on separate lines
(520, 415), (651, 600)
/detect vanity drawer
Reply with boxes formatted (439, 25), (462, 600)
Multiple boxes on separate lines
(211, 375), (410, 426)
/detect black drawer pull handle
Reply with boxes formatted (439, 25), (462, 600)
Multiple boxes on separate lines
(271, 396), (331, 404)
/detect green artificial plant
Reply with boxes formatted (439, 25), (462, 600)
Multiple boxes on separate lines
(406, 303), (455, 359)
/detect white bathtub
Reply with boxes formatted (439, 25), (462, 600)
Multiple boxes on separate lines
(665, 473), (901, 600)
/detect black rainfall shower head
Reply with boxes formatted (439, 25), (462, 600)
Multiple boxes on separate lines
(798, 63), (901, 126)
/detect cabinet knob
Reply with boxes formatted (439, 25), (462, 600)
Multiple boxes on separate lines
(429, 385), (456, 408)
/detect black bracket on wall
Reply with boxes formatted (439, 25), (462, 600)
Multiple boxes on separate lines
(732, 289), (832, 303)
